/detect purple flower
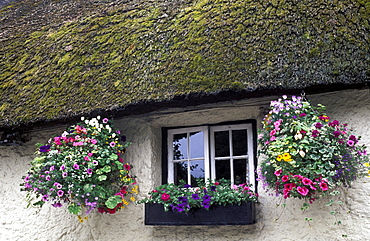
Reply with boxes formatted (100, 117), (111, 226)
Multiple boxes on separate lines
(183, 184), (192, 188)
(347, 140), (355, 146)
(60, 165), (66, 171)
(73, 163), (79, 170)
(51, 202), (62, 208)
(192, 194), (200, 200)
(121, 135), (126, 142)
(86, 169), (93, 175)
(315, 122), (323, 129)
(333, 131), (341, 137)
(311, 130), (320, 138)
(328, 120), (340, 127)
(39, 145), (50, 152)
(57, 190), (64, 197)
(210, 186), (217, 191)
(45, 175), (51, 181)
(62, 172), (68, 178)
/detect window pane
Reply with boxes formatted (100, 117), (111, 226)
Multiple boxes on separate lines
(174, 161), (187, 185)
(215, 159), (230, 180)
(232, 129), (248, 156)
(214, 131), (230, 157)
(190, 131), (204, 158)
(173, 133), (187, 160)
(234, 159), (247, 184)
(190, 160), (205, 186)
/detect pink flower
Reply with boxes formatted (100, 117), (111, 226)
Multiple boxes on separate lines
(319, 181), (329, 191)
(314, 122), (323, 129)
(274, 169), (282, 176)
(110, 142), (116, 147)
(84, 156), (90, 161)
(73, 163), (79, 170)
(73, 141), (84, 146)
(86, 169), (93, 175)
(270, 136), (276, 141)
(281, 175), (289, 182)
(91, 139), (97, 144)
(124, 164), (131, 171)
(88, 153), (94, 157)
(347, 140), (355, 146)
(311, 130), (320, 138)
(54, 137), (63, 145)
(299, 113), (306, 117)
(103, 118), (109, 123)
(296, 186), (309, 196)
(161, 193), (170, 201)
(270, 129), (276, 136)
(302, 178), (312, 185)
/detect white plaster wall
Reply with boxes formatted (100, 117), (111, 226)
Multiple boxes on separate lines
(0, 89), (369, 240)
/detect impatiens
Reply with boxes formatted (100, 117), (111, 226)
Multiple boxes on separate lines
(258, 95), (370, 203)
(139, 179), (258, 213)
(21, 116), (138, 220)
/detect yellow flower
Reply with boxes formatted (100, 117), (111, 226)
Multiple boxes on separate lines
(276, 155), (283, 161)
(282, 153), (291, 160)
(122, 199), (129, 205)
(284, 158), (293, 162)
(130, 196), (136, 202)
(364, 163), (370, 167)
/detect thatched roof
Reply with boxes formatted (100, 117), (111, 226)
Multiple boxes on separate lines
(0, 0), (369, 129)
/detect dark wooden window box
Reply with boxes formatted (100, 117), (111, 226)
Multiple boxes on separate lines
(144, 202), (256, 225)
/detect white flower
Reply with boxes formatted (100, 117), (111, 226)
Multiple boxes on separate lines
(61, 131), (69, 137)
(299, 150), (305, 158)
(97, 116), (101, 120)
(81, 117), (85, 121)
(294, 133), (303, 140)
(112, 133), (116, 138)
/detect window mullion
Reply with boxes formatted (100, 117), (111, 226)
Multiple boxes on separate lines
(229, 129), (234, 184)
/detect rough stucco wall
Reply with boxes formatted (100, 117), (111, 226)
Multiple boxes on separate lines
(1, 89), (370, 240)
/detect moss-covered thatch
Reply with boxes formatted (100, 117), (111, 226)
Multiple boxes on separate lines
(0, 0), (369, 128)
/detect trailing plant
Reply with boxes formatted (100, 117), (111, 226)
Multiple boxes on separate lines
(139, 178), (258, 213)
(21, 116), (138, 221)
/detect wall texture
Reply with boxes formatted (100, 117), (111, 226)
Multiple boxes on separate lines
(1, 89), (369, 241)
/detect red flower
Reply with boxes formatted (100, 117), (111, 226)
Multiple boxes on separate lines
(281, 175), (289, 182)
(124, 164), (131, 171)
(297, 186), (309, 196)
(161, 193), (170, 201)
(319, 181), (329, 191)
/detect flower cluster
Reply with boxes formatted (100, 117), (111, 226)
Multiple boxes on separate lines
(139, 179), (258, 213)
(258, 95), (369, 202)
(21, 116), (138, 219)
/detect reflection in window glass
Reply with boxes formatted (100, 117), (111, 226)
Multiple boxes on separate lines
(190, 131), (204, 158)
(215, 159), (231, 180)
(190, 160), (205, 186)
(214, 131), (229, 157)
(174, 162), (187, 185)
(173, 133), (187, 160)
(232, 129), (248, 156)
(234, 159), (247, 184)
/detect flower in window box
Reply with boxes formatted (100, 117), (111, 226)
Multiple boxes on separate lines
(258, 95), (369, 203)
(21, 117), (138, 221)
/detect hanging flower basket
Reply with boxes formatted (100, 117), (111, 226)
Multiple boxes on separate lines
(139, 179), (257, 225)
(21, 117), (138, 221)
(258, 95), (370, 203)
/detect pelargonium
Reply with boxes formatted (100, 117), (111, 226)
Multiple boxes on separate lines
(21, 116), (138, 220)
(258, 95), (369, 202)
(138, 179), (258, 213)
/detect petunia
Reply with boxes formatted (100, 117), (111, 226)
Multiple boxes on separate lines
(302, 178), (312, 185)
(39, 145), (51, 152)
(192, 194), (200, 200)
(161, 193), (170, 201)
(347, 140), (355, 147)
(333, 131), (341, 137)
(274, 169), (282, 176)
(86, 169), (93, 175)
(91, 139), (97, 144)
(314, 122), (323, 129)
(62, 172), (68, 178)
(110, 142), (116, 147)
(319, 181), (329, 191)
(73, 163), (80, 170)
(93, 160), (99, 166)
(296, 186), (309, 196)
(57, 190), (64, 197)
(281, 175), (289, 182)
(103, 118), (109, 123)
(311, 130), (320, 138)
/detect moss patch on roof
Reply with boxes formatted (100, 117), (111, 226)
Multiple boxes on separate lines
(0, 0), (369, 127)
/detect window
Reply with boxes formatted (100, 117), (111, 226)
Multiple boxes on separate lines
(164, 121), (256, 187)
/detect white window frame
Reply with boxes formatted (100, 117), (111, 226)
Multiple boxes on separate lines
(167, 123), (255, 187)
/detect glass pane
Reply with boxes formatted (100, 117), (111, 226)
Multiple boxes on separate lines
(234, 159), (247, 184)
(232, 129), (248, 156)
(190, 160), (205, 186)
(214, 131), (230, 157)
(215, 159), (231, 180)
(190, 131), (204, 158)
(173, 133), (187, 160)
(174, 161), (187, 185)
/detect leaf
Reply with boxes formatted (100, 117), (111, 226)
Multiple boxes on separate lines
(68, 203), (82, 215)
(102, 165), (111, 173)
(105, 195), (122, 209)
(98, 175), (107, 181)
